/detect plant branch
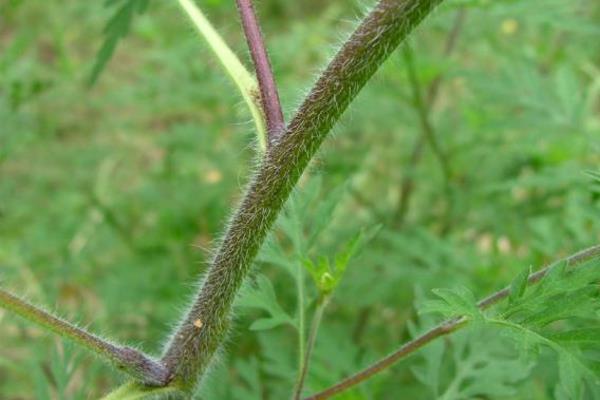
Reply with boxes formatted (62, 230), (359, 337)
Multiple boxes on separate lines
(394, 7), (466, 228)
(426, 7), (466, 103)
(293, 295), (331, 400)
(160, 0), (445, 391)
(303, 243), (600, 399)
(0, 287), (170, 386)
(296, 262), (307, 393)
(235, 0), (285, 144)
(403, 45), (451, 182)
(176, 0), (268, 150)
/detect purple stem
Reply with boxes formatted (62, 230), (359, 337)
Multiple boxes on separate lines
(235, 0), (285, 144)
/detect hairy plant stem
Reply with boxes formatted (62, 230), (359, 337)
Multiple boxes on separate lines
(100, 382), (181, 400)
(235, 0), (285, 143)
(160, 0), (445, 391)
(293, 295), (331, 400)
(0, 288), (169, 386)
(303, 243), (600, 399)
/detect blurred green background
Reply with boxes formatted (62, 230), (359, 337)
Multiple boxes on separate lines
(1, 0), (599, 398)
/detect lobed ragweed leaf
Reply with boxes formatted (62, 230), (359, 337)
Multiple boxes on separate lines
(421, 285), (482, 321)
(489, 256), (600, 398)
(548, 328), (600, 347)
(238, 275), (295, 331)
(509, 265), (530, 304)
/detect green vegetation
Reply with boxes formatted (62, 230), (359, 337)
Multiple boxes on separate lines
(1, 0), (599, 399)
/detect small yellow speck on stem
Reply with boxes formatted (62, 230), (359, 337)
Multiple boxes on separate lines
(193, 319), (203, 329)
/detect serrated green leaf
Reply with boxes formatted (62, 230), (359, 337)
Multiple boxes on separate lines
(256, 241), (295, 276)
(556, 352), (583, 400)
(238, 275), (295, 331)
(306, 183), (347, 249)
(509, 266), (531, 304)
(520, 286), (597, 327)
(333, 233), (362, 275)
(430, 286), (481, 320)
(249, 316), (290, 331)
(418, 299), (455, 317)
(548, 328), (600, 345)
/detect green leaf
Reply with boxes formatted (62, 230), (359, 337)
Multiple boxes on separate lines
(305, 225), (380, 296)
(238, 275), (295, 331)
(257, 241), (295, 276)
(509, 265), (530, 304)
(334, 225), (380, 273)
(585, 170), (600, 182)
(556, 351), (583, 400)
(520, 286), (597, 327)
(428, 286), (481, 320)
(548, 328), (600, 346)
(418, 299), (457, 317)
(250, 316), (290, 331)
(306, 182), (347, 249)
(90, 0), (149, 85)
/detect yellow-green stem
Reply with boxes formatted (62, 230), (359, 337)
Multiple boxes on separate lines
(176, 0), (267, 150)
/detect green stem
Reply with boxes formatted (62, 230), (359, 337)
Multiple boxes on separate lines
(0, 288), (169, 386)
(100, 381), (182, 400)
(176, 0), (267, 150)
(293, 295), (331, 400)
(296, 262), (306, 381)
(160, 0), (445, 391)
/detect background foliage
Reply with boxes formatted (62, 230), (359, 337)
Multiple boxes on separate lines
(1, 0), (599, 398)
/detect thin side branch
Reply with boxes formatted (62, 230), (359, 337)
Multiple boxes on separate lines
(235, 0), (285, 143)
(394, 7), (466, 228)
(161, 0), (445, 391)
(0, 288), (170, 386)
(293, 296), (331, 400)
(303, 243), (600, 400)
(403, 44), (451, 181)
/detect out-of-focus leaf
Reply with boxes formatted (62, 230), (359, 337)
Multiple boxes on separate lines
(90, 0), (150, 85)
(238, 275), (295, 331)
(509, 266), (530, 304)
